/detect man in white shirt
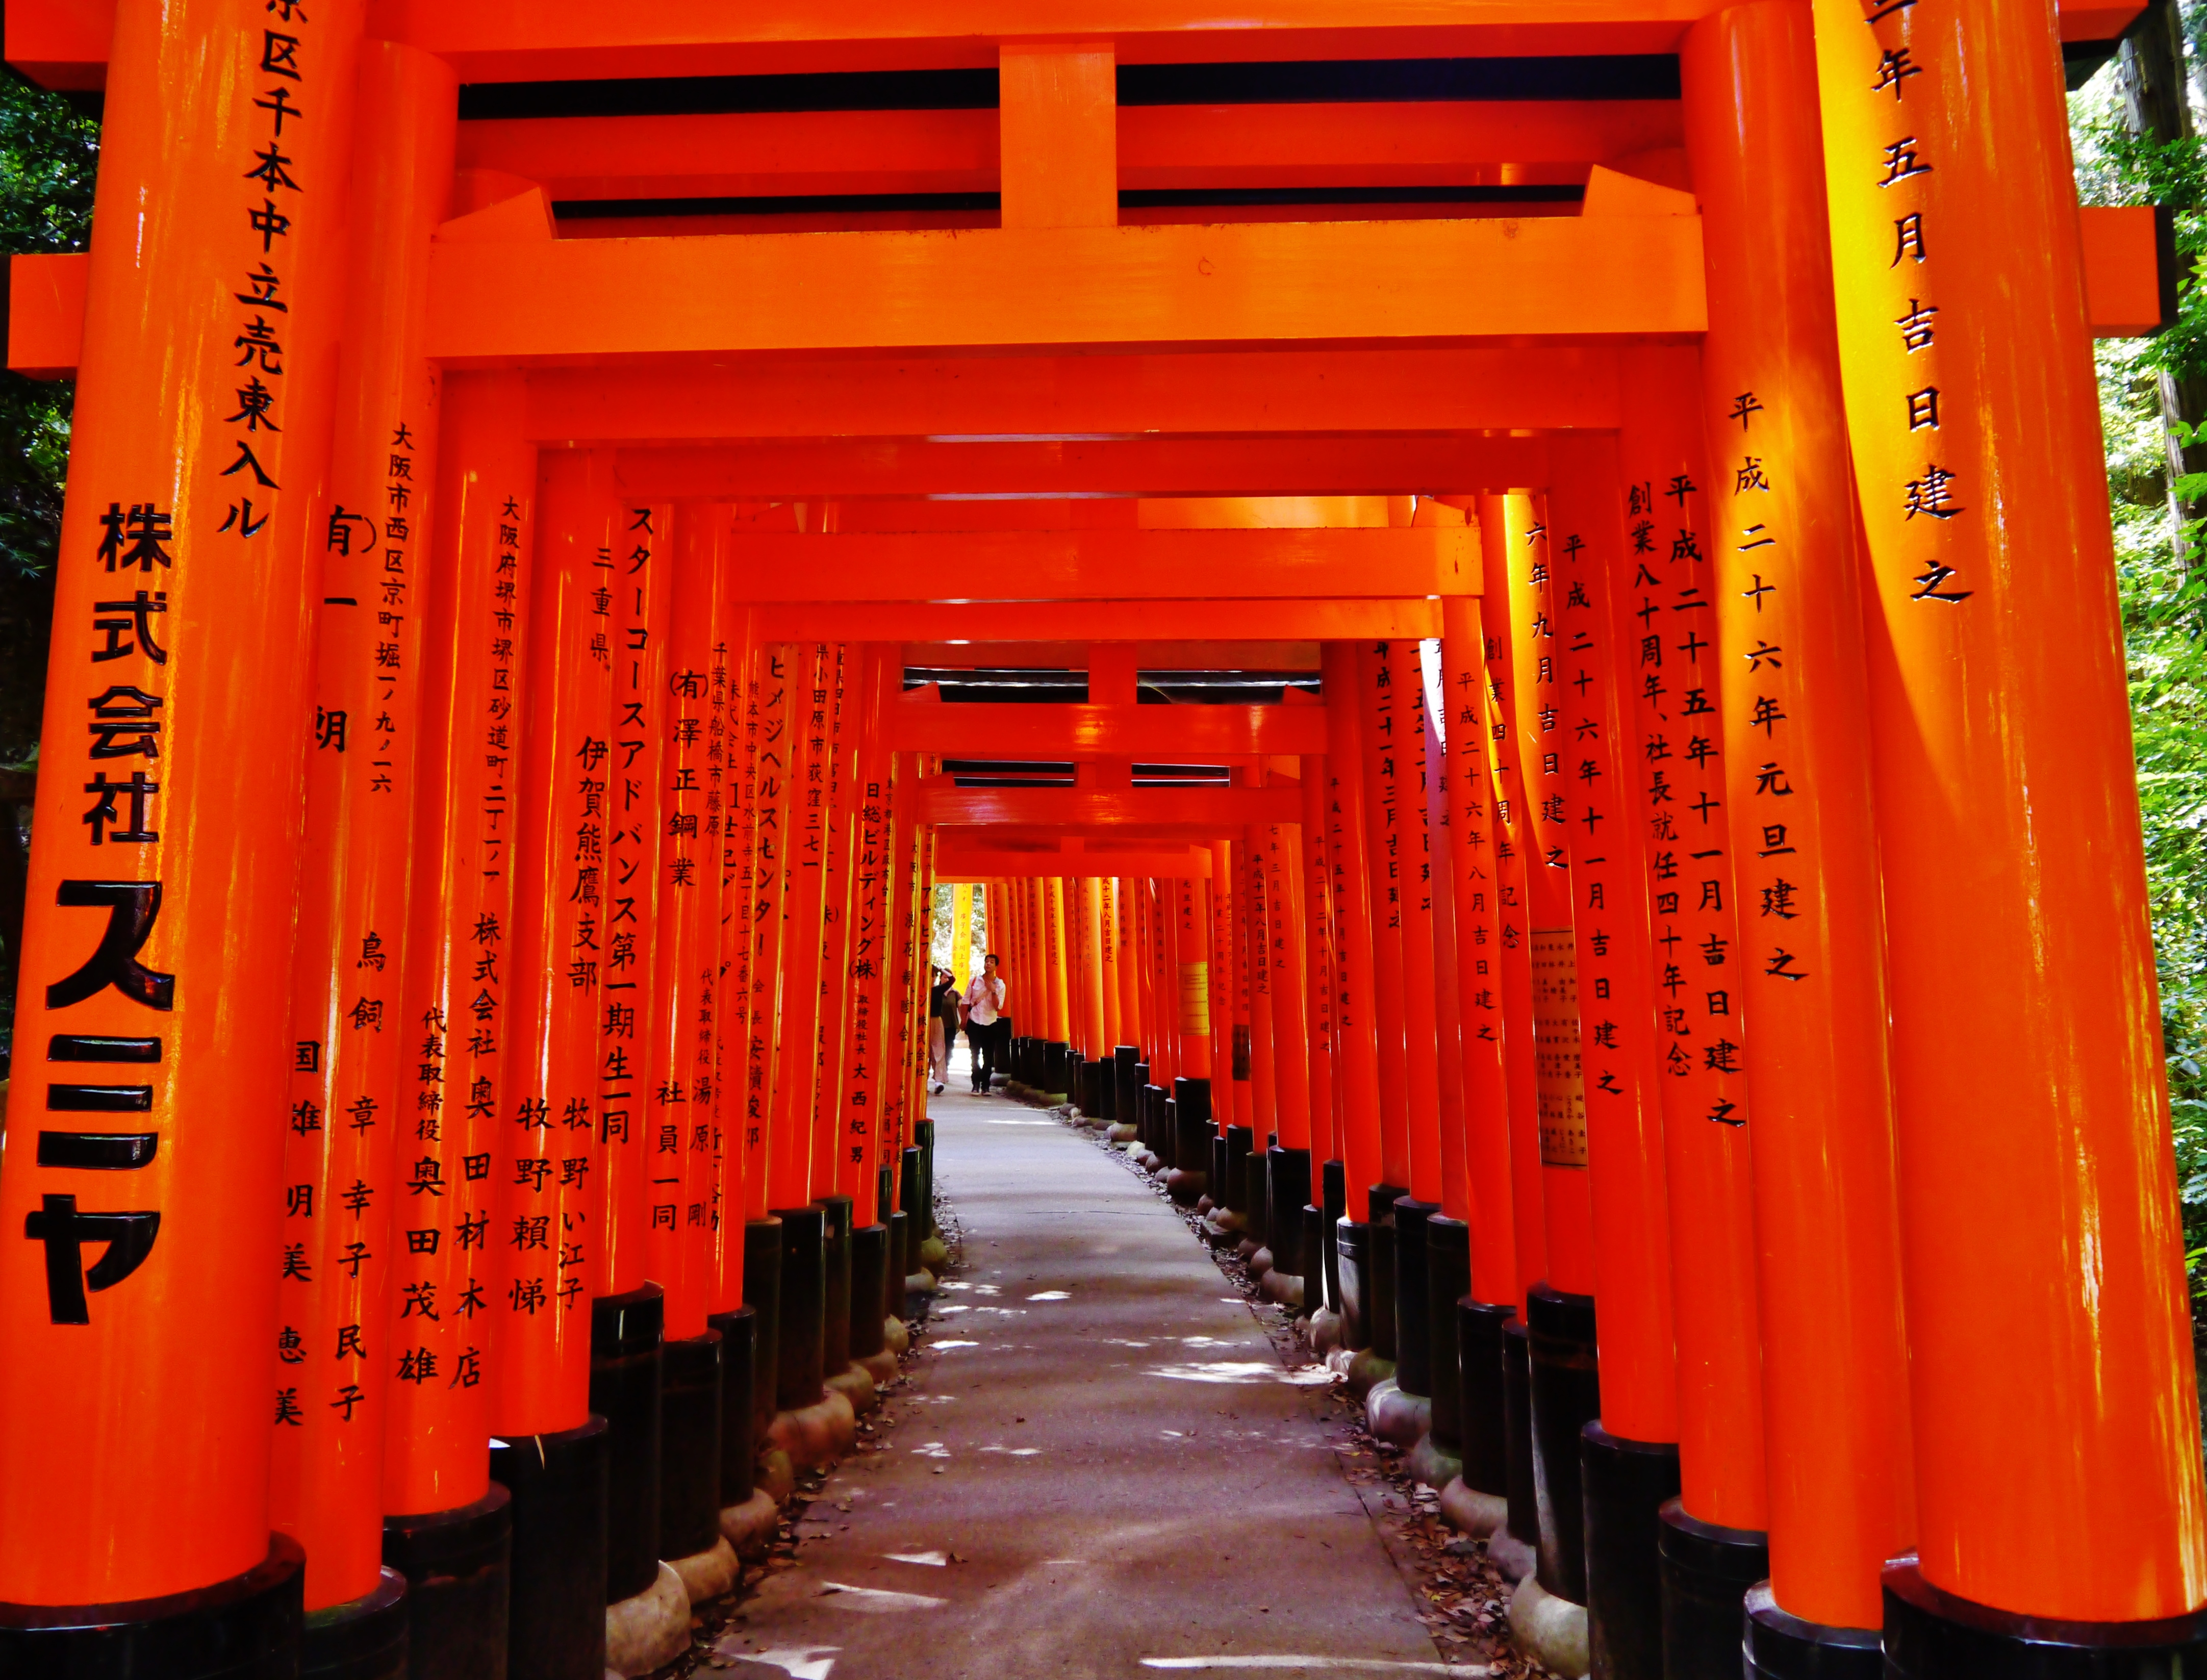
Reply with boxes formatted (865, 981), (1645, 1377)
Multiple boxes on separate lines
(963, 953), (1007, 1093)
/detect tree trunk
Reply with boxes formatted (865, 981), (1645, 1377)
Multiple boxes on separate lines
(2121, 0), (2207, 562)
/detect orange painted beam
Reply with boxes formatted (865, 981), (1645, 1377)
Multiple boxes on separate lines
(2079, 203), (2174, 338)
(936, 848), (1212, 880)
(423, 218), (1707, 363)
(764, 600), (1436, 645)
(8, 0), (2136, 90)
(922, 783), (1300, 827)
(253, 3), (1737, 81)
(904, 639), (1325, 668)
(454, 103), (1683, 206)
(890, 700), (1327, 757)
(612, 434), (1551, 499)
(725, 527), (1469, 600)
(460, 109), (999, 205)
(529, 348), (1616, 443)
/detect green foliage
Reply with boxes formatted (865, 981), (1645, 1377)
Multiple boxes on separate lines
(2074, 54), (2207, 1307)
(0, 72), (95, 770)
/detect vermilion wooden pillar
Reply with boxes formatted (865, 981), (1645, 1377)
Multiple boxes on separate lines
(1045, 877), (1071, 1046)
(1320, 643), (1387, 1352)
(1242, 816), (1278, 1142)
(0, 0), (365, 1648)
(1297, 758), (1338, 1169)
(809, 645), (857, 1196)
(1354, 644), (1412, 1201)
(1610, 361), (1771, 1590)
(1466, 505), (1550, 1314)
(385, 370), (530, 1579)
(1264, 825), (1312, 1152)
(492, 448), (617, 1673)
(498, 451), (616, 1421)
(743, 649), (794, 1226)
(768, 645), (826, 1214)
(1117, 876), (1141, 1053)
(1815, 0), (2207, 1654)
(1486, 495), (1593, 1297)
(602, 500), (671, 1305)
(1683, 12), (1915, 1649)
(1437, 599), (1518, 1310)
(1174, 874), (1213, 1081)
(1207, 840), (1237, 1134)
(266, 40), (452, 1642)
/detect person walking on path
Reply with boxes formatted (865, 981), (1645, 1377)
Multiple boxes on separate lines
(963, 952), (1007, 1093)
(928, 966), (961, 1094)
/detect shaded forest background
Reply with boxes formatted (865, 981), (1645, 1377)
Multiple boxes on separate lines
(2, 24), (2205, 1296)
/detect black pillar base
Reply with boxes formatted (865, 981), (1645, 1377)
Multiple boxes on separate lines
(850, 1223), (889, 1359)
(1172, 1077), (1212, 1197)
(1267, 1148), (1313, 1282)
(384, 1486), (510, 1680)
(1140, 1081), (1166, 1158)
(1210, 1135), (1229, 1210)
(1502, 1318), (1539, 1552)
(491, 1415), (610, 1680)
(1366, 1184), (1407, 1362)
(1225, 1124), (1256, 1225)
(1458, 1298), (1515, 1496)
(886, 1209), (909, 1316)
(706, 1305), (758, 1507)
(0, 1535), (307, 1678)
(914, 1119), (938, 1240)
(742, 1218), (782, 1449)
(1043, 1040), (1070, 1095)
(1115, 1044), (1139, 1123)
(1389, 1197), (1440, 1396)
(1159, 1096), (1180, 1172)
(300, 1568), (407, 1680)
(820, 1193), (854, 1378)
(1321, 1158), (1346, 1313)
(1581, 1424), (1679, 1680)
(1424, 1214), (1470, 1454)
(773, 1204), (827, 1411)
(1335, 1216), (1371, 1350)
(1659, 1498), (1769, 1680)
(1882, 1557), (2207, 1680)
(898, 1150), (925, 1253)
(1743, 1583), (1880, 1680)
(590, 1283), (666, 1606)
(1528, 1283), (1600, 1605)
(658, 1330), (724, 1565)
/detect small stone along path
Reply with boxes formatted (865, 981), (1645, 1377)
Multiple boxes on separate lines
(656, 1082), (1554, 1680)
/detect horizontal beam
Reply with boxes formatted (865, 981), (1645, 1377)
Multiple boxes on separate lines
(6, 0), (2131, 87)
(891, 701), (1327, 757)
(902, 640), (1326, 669)
(458, 102), (1683, 205)
(424, 217), (1707, 363)
(614, 434), (1549, 499)
(731, 528), (1469, 601)
(529, 347), (1618, 443)
(919, 782), (1300, 827)
(935, 847), (1212, 881)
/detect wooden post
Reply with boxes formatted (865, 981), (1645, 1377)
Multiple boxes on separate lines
(0, 0), (366, 1640)
(269, 36), (454, 1626)
(1814, 0), (2207, 1647)
(602, 500), (671, 1301)
(1613, 357), (1776, 1552)
(385, 369), (530, 1549)
(1487, 494), (1593, 1296)
(1354, 643), (1412, 1195)
(1683, 9), (1910, 1649)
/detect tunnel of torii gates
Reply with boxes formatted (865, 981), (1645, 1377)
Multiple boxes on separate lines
(0, 0), (2203, 1678)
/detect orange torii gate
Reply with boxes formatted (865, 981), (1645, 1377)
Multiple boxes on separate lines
(0, 3), (2200, 1679)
